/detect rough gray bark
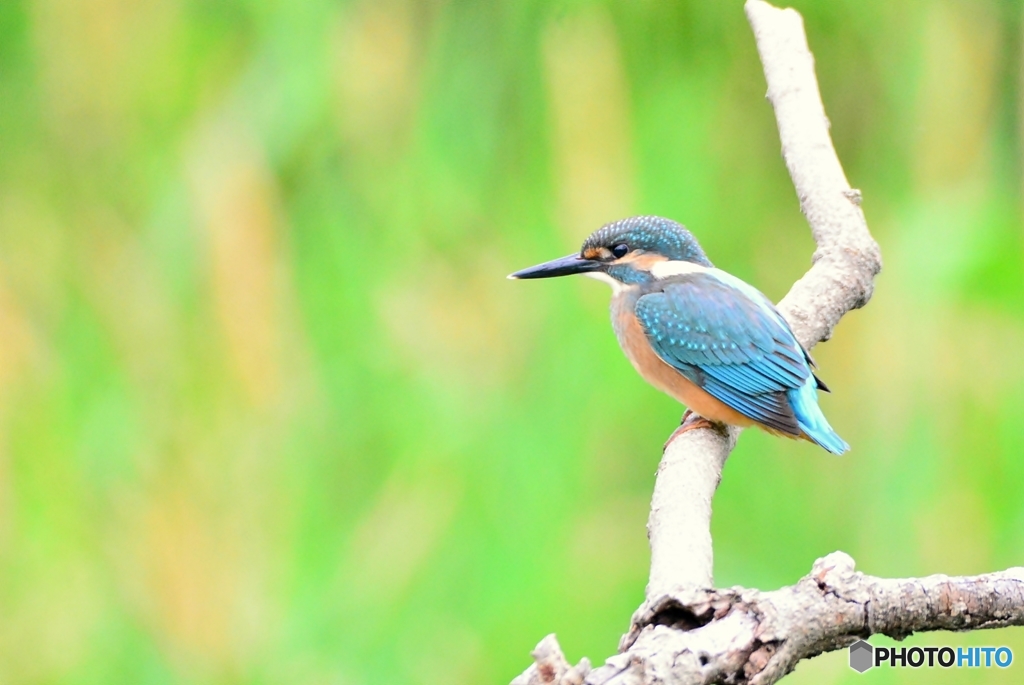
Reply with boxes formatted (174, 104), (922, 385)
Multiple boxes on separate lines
(510, 2), (1021, 684)
(513, 553), (1024, 685)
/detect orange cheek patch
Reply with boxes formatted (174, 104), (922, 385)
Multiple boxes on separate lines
(620, 252), (668, 270)
(584, 247), (611, 260)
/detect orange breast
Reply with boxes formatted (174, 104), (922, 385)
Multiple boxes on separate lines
(611, 291), (755, 428)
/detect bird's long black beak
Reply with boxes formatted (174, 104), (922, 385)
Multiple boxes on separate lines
(508, 253), (603, 280)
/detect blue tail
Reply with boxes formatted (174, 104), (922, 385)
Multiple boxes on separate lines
(786, 376), (849, 455)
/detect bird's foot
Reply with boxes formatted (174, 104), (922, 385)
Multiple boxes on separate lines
(664, 410), (718, 450)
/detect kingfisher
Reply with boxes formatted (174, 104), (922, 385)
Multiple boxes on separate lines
(509, 216), (848, 454)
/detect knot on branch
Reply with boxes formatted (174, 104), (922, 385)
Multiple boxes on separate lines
(810, 550), (858, 590)
(621, 587), (734, 651)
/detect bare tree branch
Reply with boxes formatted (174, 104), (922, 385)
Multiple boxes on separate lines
(513, 554), (1024, 685)
(508, 2), (1023, 684)
(647, 0), (881, 602)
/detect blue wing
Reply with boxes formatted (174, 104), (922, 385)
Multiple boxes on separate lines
(634, 271), (812, 436)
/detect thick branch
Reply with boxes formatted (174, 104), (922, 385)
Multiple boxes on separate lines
(514, 554), (1024, 685)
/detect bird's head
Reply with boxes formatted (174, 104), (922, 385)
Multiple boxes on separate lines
(509, 216), (713, 288)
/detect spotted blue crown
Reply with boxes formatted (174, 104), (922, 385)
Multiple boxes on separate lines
(582, 216), (713, 266)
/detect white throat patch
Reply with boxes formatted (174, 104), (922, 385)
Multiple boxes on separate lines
(584, 270), (626, 294)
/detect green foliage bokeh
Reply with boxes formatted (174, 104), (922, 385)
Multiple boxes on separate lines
(0, 0), (1022, 683)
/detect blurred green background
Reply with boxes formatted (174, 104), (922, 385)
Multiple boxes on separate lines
(0, 0), (1022, 682)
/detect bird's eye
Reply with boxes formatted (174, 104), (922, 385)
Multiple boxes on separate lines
(611, 243), (629, 259)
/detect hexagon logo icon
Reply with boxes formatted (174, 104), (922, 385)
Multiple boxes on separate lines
(849, 640), (874, 673)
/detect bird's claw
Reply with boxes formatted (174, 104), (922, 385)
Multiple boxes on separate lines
(663, 410), (718, 450)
